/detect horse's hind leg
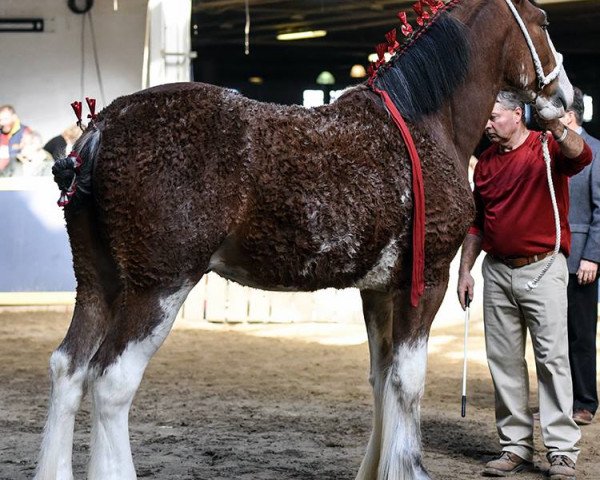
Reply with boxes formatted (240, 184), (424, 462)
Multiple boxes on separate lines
(35, 211), (116, 480)
(35, 296), (109, 480)
(86, 282), (193, 480)
(357, 283), (447, 480)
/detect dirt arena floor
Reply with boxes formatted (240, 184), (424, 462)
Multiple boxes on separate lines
(1, 309), (598, 480)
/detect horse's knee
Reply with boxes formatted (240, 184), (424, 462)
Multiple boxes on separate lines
(388, 337), (428, 405)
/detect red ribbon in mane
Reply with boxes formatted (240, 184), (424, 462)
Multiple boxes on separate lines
(366, 0), (462, 306)
(371, 87), (426, 308)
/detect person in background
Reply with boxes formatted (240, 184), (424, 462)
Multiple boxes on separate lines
(43, 124), (82, 161)
(16, 130), (53, 176)
(457, 91), (592, 480)
(561, 87), (600, 426)
(0, 105), (31, 177)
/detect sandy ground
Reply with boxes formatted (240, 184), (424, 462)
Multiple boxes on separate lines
(0, 309), (598, 480)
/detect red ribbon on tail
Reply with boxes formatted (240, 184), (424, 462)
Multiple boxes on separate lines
(85, 97), (97, 121)
(71, 101), (83, 128)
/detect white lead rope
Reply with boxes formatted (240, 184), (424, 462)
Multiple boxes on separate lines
(526, 133), (562, 290)
(502, 0), (563, 288)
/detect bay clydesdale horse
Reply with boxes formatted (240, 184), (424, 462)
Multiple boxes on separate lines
(36, 1), (572, 479)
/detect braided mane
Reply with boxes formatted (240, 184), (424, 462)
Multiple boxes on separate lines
(372, 8), (471, 122)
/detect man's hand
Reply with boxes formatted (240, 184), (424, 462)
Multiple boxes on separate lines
(535, 116), (564, 139)
(457, 271), (474, 310)
(577, 259), (598, 285)
(534, 111), (586, 158)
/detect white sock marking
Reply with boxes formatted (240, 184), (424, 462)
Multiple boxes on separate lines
(88, 284), (192, 480)
(378, 337), (429, 480)
(35, 351), (86, 480)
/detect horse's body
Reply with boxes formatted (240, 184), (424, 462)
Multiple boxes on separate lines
(36, 1), (572, 479)
(89, 82), (465, 294)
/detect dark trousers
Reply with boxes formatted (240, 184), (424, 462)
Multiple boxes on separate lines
(567, 274), (598, 414)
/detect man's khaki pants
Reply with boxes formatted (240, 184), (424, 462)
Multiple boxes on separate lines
(482, 253), (580, 462)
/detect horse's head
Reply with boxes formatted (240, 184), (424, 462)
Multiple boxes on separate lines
(500, 0), (573, 120)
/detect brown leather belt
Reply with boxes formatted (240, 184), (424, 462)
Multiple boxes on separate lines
(493, 251), (554, 269)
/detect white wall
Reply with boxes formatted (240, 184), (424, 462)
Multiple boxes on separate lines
(0, 0), (147, 141)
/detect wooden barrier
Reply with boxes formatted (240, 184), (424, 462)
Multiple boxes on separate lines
(181, 273), (364, 324)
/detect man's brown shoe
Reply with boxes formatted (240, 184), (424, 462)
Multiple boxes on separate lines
(483, 451), (533, 477)
(548, 455), (576, 480)
(572, 409), (593, 425)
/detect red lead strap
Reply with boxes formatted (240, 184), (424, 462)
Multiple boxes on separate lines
(372, 87), (426, 307)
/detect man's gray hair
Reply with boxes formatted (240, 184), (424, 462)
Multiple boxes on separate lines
(496, 91), (526, 112)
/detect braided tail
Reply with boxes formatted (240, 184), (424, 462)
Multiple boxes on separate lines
(53, 126), (101, 207)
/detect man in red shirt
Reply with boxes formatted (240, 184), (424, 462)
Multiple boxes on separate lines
(457, 91), (592, 480)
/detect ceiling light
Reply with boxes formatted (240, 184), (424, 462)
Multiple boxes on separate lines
(316, 71), (335, 85)
(350, 64), (367, 78)
(249, 76), (264, 85)
(277, 30), (327, 41)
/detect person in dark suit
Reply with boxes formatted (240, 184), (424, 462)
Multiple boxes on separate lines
(562, 87), (600, 426)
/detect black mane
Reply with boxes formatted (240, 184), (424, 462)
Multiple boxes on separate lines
(373, 12), (471, 122)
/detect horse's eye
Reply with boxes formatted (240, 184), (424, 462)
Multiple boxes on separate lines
(541, 22), (550, 30)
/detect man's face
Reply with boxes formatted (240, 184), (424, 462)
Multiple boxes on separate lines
(485, 102), (522, 144)
(0, 109), (15, 133)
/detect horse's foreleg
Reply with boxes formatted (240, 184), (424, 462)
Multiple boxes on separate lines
(86, 283), (193, 480)
(35, 295), (108, 480)
(356, 290), (394, 480)
(377, 335), (429, 480)
(359, 283), (448, 480)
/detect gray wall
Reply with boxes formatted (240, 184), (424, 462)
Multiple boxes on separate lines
(0, 0), (147, 141)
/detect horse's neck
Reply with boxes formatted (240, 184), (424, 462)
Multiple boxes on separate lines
(428, 0), (508, 167)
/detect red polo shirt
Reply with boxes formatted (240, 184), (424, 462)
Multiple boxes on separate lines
(469, 130), (592, 257)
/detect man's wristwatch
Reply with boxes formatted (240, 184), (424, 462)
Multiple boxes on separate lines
(554, 127), (569, 143)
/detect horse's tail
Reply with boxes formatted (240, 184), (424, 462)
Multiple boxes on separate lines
(53, 124), (102, 207)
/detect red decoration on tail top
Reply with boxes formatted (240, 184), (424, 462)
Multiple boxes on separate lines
(71, 101), (83, 127)
(85, 97), (97, 121)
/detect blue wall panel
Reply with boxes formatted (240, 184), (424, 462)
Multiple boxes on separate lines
(0, 180), (76, 292)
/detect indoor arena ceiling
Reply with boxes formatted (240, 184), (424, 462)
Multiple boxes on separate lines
(191, 0), (600, 84)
